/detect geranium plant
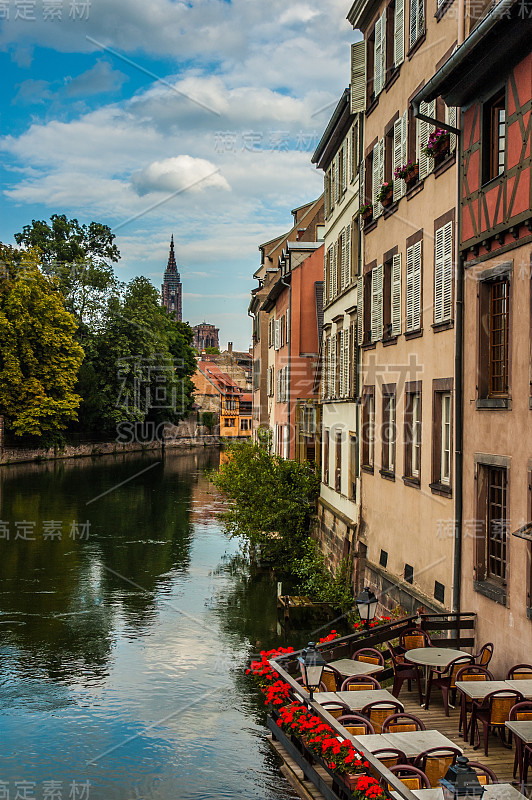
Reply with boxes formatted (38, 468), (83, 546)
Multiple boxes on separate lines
(357, 203), (373, 217)
(376, 182), (393, 202)
(424, 128), (450, 158)
(351, 774), (389, 799)
(394, 161), (418, 180)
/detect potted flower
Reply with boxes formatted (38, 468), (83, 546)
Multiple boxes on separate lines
(394, 160), (419, 187)
(376, 182), (394, 207)
(351, 774), (389, 799)
(424, 128), (450, 159)
(320, 738), (369, 790)
(357, 202), (373, 222)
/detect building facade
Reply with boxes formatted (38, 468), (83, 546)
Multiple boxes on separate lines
(161, 235), (182, 321)
(312, 89), (364, 578)
(417, 0), (532, 671)
(192, 359), (252, 438)
(193, 323), (220, 352)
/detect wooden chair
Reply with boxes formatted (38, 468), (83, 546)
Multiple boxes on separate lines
(455, 664), (494, 740)
(425, 654), (474, 716)
(507, 664), (532, 680)
(381, 712), (426, 733)
(351, 647), (385, 667)
(509, 700), (532, 782)
(337, 714), (375, 736)
(295, 676), (328, 693)
(467, 761), (499, 785)
(388, 641), (424, 705)
(470, 689), (524, 755)
(321, 665), (343, 692)
(399, 627), (433, 651)
(473, 643), (494, 667)
(414, 747), (462, 787)
(340, 675), (381, 691)
(319, 701), (351, 719)
(371, 748), (408, 769)
(387, 765), (431, 791)
(361, 700), (403, 733)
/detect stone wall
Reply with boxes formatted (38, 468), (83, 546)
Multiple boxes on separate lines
(315, 499), (355, 576)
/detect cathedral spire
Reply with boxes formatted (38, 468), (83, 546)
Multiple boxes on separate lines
(166, 234), (178, 274)
(161, 234), (182, 321)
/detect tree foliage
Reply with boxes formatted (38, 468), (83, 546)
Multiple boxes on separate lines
(0, 246), (84, 437)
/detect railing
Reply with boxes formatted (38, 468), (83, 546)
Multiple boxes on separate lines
(266, 612), (476, 800)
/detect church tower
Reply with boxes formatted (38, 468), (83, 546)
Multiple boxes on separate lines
(161, 235), (182, 321)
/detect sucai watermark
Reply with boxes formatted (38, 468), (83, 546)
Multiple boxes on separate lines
(116, 355), (186, 416)
(0, 520), (91, 541)
(0, 0), (90, 20)
(436, 518), (509, 540)
(0, 781), (90, 800)
(213, 130), (320, 154)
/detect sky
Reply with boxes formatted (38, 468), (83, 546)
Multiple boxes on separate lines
(0, 0), (357, 350)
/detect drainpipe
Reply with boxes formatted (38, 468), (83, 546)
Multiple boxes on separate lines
(281, 264), (292, 458)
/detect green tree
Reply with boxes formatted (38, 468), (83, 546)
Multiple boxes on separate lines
(204, 346), (220, 355)
(0, 245), (84, 438)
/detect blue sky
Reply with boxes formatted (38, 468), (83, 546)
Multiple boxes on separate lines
(1, 0), (355, 349)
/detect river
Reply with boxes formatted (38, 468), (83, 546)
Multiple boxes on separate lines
(0, 448), (301, 800)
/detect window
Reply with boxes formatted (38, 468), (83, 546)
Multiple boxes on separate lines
(406, 240), (422, 332)
(370, 264), (383, 342)
(393, 0), (405, 68)
(393, 112), (408, 202)
(335, 431), (342, 492)
(349, 433), (357, 500)
(409, 0), (424, 49)
(350, 121), (359, 182)
(374, 9), (386, 97)
(349, 316), (358, 398)
(316, 224), (325, 241)
(404, 385), (422, 481)
(372, 139), (385, 217)
(434, 222), (453, 324)
(404, 563), (414, 584)
(240, 419), (249, 431)
(476, 462), (509, 588)
(417, 100), (435, 181)
(323, 429), (330, 485)
(224, 418), (235, 427)
(434, 581), (445, 603)
(364, 149), (373, 209)
(381, 386), (396, 475)
(362, 387), (375, 469)
(383, 253), (401, 338)
(380, 549), (388, 568)
(478, 275), (510, 400)
(431, 379), (453, 493)
(483, 89), (506, 184)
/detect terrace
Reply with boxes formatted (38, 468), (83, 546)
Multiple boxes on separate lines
(260, 612), (531, 800)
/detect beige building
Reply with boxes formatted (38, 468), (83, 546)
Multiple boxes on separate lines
(347, 0), (460, 613)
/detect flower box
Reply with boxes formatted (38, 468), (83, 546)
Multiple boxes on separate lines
(405, 163), (419, 187)
(425, 129), (450, 159)
(376, 182), (393, 205)
(381, 191), (394, 208)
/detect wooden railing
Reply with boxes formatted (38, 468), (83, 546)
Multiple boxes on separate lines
(266, 612), (476, 800)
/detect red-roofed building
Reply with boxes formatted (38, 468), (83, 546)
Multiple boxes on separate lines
(192, 360), (252, 438)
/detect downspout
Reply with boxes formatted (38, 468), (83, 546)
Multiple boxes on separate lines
(281, 265), (292, 459)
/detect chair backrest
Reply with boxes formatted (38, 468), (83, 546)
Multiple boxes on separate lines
(387, 642), (405, 668)
(476, 643), (494, 667)
(507, 664), (532, 680)
(509, 701), (532, 722)
(320, 701), (351, 719)
(381, 712), (426, 733)
(341, 675), (382, 691)
(400, 627), (432, 651)
(352, 647), (385, 666)
(361, 701), (404, 733)
(467, 761), (499, 785)
(388, 765), (431, 791)
(372, 748), (408, 769)
(448, 655), (474, 688)
(295, 676), (328, 692)
(337, 714), (375, 735)
(414, 747), (461, 788)
(455, 665), (494, 683)
(485, 690), (524, 724)
(321, 666), (342, 692)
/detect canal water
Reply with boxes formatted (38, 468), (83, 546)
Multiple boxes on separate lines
(0, 448), (301, 800)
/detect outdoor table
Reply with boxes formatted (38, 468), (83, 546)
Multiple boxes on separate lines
(390, 787), (526, 799)
(455, 679), (509, 700)
(382, 729), (462, 759)
(505, 679), (532, 698)
(328, 657), (384, 678)
(349, 733), (388, 752)
(506, 719), (532, 743)
(405, 647), (469, 706)
(316, 689), (403, 713)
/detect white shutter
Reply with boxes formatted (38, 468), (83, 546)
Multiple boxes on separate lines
(434, 226), (444, 324)
(380, 9), (387, 90)
(343, 143), (348, 195)
(327, 336), (332, 397)
(378, 139), (385, 216)
(409, 0), (418, 49)
(371, 265), (383, 342)
(374, 14), (383, 97)
(427, 99), (436, 174)
(357, 276), (364, 345)
(413, 241), (422, 330)
(276, 369), (280, 399)
(333, 241), (338, 297)
(340, 231), (346, 290)
(401, 110), (408, 183)
(331, 334), (337, 397)
(373, 140), (384, 217)
(286, 307), (290, 342)
(351, 41), (367, 113)
(406, 245), (414, 331)
(447, 104), (457, 152)
(345, 224), (352, 285)
(435, 221), (454, 322)
(393, 118), (403, 202)
(391, 253), (402, 337)
(394, 0), (404, 67)
(274, 318), (280, 350)
(418, 100), (436, 180)
(343, 327), (350, 397)
(328, 246), (334, 301)
(339, 330), (344, 397)
(266, 367), (270, 396)
(324, 250), (330, 303)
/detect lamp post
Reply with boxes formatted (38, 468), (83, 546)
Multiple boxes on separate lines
(441, 756), (485, 799)
(298, 642), (327, 701)
(356, 586), (378, 629)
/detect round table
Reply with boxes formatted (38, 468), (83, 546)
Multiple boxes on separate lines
(405, 647), (470, 707)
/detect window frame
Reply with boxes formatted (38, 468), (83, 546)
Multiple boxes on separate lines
(482, 87), (507, 186)
(362, 386), (375, 471)
(381, 384), (396, 477)
(404, 381), (422, 484)
(430, 378), (453, 495)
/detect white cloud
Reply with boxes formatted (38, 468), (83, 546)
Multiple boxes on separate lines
(131, 156), (230, 196)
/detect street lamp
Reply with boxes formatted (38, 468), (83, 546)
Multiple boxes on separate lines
(298, 642), (327, 701)
(441, 756), (485, 799)
(356, 586), (378, 629)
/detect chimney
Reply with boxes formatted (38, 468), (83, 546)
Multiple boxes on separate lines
(228, 342), (233, 353)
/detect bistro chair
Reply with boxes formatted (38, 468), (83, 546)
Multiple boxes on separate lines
(371, 747), (408, 770)
(388, 642), (424, 705)
(521, 744), (532, 792)
(321, 665), (343, 692)
(470, 689), (524, 756)
(507, 664), (532, 680)
(425, 654), (474, 716)
(381, 712), (426, 733)
(387, 764), (431, 791)
(361, 700), (403, 734)
(467, 761), (499, 785)
(337, 714), (375, 736)
(414, 747), (462, 788)
(473, 643), (494, 668)
(351, 647), (385, 667)
(509, 700), (532, 782)
(319, 701), (351, 719)
(399, 627), (433, 652)
(295, 676), (328, 693)
(340, 675), (381, 691)
(455, 664), (494, 740)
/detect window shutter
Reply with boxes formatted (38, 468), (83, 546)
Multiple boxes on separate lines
(380, 9), (387, 89)
(340, 231), (346, 290)
(372, 143), (380, 216)
(418, 0), (425, 39)
(343, 143), (348, 194)
(328, 246), (334, 301)
(343, 327), (350, 397)
(447, 104), (457, 151)
(331, 334), (337, 397)
(339, 330), (344, 397)
(409, 0), (418, 49)
(324, 250), (330, 304)
(333, 241), (338, 297)
(286, 307), (290, 342)
(274, 318), (280, 350)
(371, 264), (383, 342)
(443, 222), (453, 321)
(350, 41), (367, 113)
(276, 369), (280, 399)
(377, 139), (385, 216)
(394, 0), (404, 66)
(357, 275), (364, 344)
(393, 118), (404, 201)
(266, 367), (270, 396)
(374, 14), (383, 97)
(406, 245), (414, 331)
(391, 253), (402, 336)
(434, 226), (444, 324)
(327, 336), (332, 397)
(417, 100), (435, 181)
(427, 99), (436, 174)
(345, 224), (351, 285)
(413, 241), (422, 330)
(401, 110), (408, 181)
